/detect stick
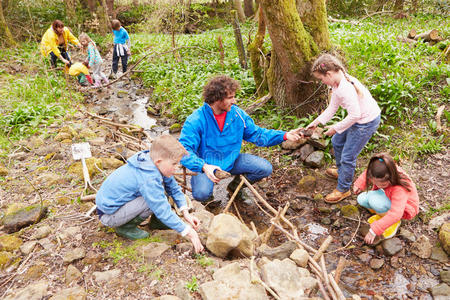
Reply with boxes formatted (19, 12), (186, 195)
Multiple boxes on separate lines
(328, 274), (346, 300)
(232, 201), (245, 224)
(313, 236), (333, 261)
(320, 255), (336, 300)
(334, 257), (346, 284)
(250, 221), (258, 237)
(80, 194), (96, 202)
(436, 105), (445, 133)
(261, 203), (289, 244)
(271, 221), (317, 254)
(326, 216), (361, 254)
(316, 276), (332, 300)
(223, 178), (245, 213)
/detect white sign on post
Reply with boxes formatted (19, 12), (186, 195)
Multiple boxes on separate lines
(71, 143), (96, 217)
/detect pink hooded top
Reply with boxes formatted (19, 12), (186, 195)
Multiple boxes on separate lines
(354, 167), (419, 236)
(316, 75), (381, 134)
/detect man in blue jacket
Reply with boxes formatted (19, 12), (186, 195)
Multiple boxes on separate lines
(179, 75), (302, 203)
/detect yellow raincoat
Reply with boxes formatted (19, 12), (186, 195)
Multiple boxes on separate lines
(40, 26), (80, 58)
(68, 62), (89, 76)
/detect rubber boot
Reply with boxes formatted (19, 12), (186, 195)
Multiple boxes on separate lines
(115, 216), (149, 240)
(94, 79), (102, 88)
(148, 214), (170, 230)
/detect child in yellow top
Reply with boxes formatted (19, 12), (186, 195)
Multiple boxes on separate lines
(69, 62), (93, 86)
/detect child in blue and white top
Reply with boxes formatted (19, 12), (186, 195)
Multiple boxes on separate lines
(79, 33), (108, 87)
(110, 19), (131, 79)
(95, 135), (204, 253)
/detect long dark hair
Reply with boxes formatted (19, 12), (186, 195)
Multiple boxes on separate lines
(52, 20), (64, 35)
(365, 152), (411, 191)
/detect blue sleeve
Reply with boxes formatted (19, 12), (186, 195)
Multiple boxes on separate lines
(163, 176), (187, 209)
(139, 177), (186, 233)
(179, 116), (206, 172)
(122, 28), (130, 41)
(241, 109), (285, 146)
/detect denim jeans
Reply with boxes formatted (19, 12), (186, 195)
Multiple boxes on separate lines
(332, 114), (380, 192)
(49, 47), (71, 68)
(100, 196), (152, 227)
(112, 48), (128, 73)
(191, 153), (272, 202)
(357, 189), (391, 213)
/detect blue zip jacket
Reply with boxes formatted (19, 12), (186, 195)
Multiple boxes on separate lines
(113, 27), (130, 44)
(96, 150), (187, 233)
(179, 103), (285, 172)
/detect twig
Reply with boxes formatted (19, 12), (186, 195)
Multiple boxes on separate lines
(316, 276), (332, 300)
(360, 10), (394, 21)
(271, 221), (317, 254)
(80, 194), (96, 202)
(321, 255), (337, 300)
(261, 203), (289, 244)
(334, 257), (346, 284)
(233, 201), (245, 224)
(326, 215), (361, 254)
(223, 177), (245, 213)
(436, 105), (445, 133)
(313, 235), (333, 261)
(328, 273), (346, 300)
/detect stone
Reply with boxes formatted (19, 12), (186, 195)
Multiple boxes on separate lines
(100, 157), (124, 169)
(0, 234), (23, 251)
(317, 206), (332, 213)
(440, 270), (450, 285)
(430, 247), (448, 263)
(2, 205), (48, 233)
(257, 241), (298, 260)
(206, 214), (256, 258)
(174, 280), (193, 300)
(382, 238), (403, 256)
(0, 165), (9, 176)
(59, 125), (78, 138)
(399, 228), (416, 242)
(192, 209), (215, 233)
(27, 136), (44, 149)
(154, 296), (181, 300)
(290, 248), (309, 267)
(429, 213), (450, 230)
(281, 138), (307, 150)
(341, 205), (359, 217)
(20, 241), (38, 255)
(34, 145), (55, 157)
(58, 226), (81, 240)
(321, 217), (332, 225)
(358, 253), (372, 263)
(68, 157), (103, 179)
(0, 251), (15, 269)
(314, 193), (324, 201)
(308, 138), (327, 149)
(66, 264), (82, 284)
(304, 151), (324, 168)
(93, 269), (121, 282)
(63, 248), (86, 264)
(78, 128), (97, 140)
(117, 90), (129, 98)
(49, 286), (86, 300)
(89, 137), (106, 146)
(260, 258), (317, 298)
(430, 283), (450, 300)
(3, 281), (48, 300)
(138, 242), (171, 260)
(24, 262), (47, 280)
(369, 258), (384, 269)
(169, 123), (182, 133)
(439, 223), (450, 255)
(296, 144), (314, 161)
(82, 250), (103, 265)
(54, 132), (72, 142)
(297, 175), (316, 193)
(34, 173), (63, 187)
(31, 225), (52, 239)
(411, 235), (432, 258)
(175, 242), (193, 253)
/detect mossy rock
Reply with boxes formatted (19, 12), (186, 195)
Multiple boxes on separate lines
(0, 165), (8, 176)
(100, 157), (124, 170)
(314, 193), (324, 201)
(44, 153), (56, 161)
(117, 90), (129, 98)
(57, 196), (71, 205)
(439, 223), (450, 255)
(28, 136), (44, 149)
(78, 128), (97, 140)
(147, 106), (159, 116)
(340, 205), (359, 217)
(297, 175), (317, 192)
(0, 235), (23, 251)
(5, 203), (26, 215)
(54, 132), (72, 142)
(59, 125), (78, 138)
(68, 157), (103, 179)
(0, 251), (14, 270)
(169, 123), (182, 133)
(2, 205), (48, 234)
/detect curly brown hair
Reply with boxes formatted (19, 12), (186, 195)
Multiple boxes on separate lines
(202, 75), (240, 104)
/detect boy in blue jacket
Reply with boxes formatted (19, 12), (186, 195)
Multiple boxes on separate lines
(179, 75), (302, 203)
(110, 19), (131, 79)
(96, 135), (204, 253)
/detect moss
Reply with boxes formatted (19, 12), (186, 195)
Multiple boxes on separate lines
(0, 251), (14, 269)
(0, 235), (23, 251)
(68, 157), (103, 179)
(340, 205), (359, 217)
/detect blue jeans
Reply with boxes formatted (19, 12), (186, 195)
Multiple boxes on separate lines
(332, 115), (380, 192)
(357, 189), (391, 213)
(191, 153), (272, 202)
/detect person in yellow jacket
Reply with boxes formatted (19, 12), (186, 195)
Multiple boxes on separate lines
(40, 20), (81, 68)
(68, 62), (93, 86)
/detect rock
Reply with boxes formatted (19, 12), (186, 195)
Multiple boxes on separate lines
(117, 90), (128, 98)
(34, 145), (56, 156)
(147, 106), (159, 116)
(93, 269), (121, 282)
(257, 241), (298, 260)
(34, 173), (63, 187)
(308, 138), (327, 149)
(89, 137), (106, 146)
(430, 247), (449, 263)
(175, 242), (193, 253)
(31, 225), (52, 239)
(0, 165), (9, 176)
(3, 281), (48, 300)
(1, 205), (48, 233)
(260, 258), (317, 298)
(296, 144), (314, 161)
(0, 251), (15, 269)
(27, 136), (44, 149)
(441, 270), (450, 285)
(169, 123), (182, 134)
(297, 175), (316, 192)
(317, 206), (332, 213)
(411, 235), (432, 258)
(63, 248), (86, 264)
(65, 264), (82, 284)
(82, 250), (103, 265)
(78, 128), (97, 140)
(430, 283), (450, 300)
(321, 217), (332, 225)
(399, 228), (416, 242)
(429, 213), (450, 230)
(206, 214), (256, 258)
(358, 253), (372, 263)
(340, 205), (359, 217)
(382, 238), (403, 256)
(154, 296), (181, 300)
(58, 226), (81, 240)
(281, 138), (307, 150)
(100, 157), (124, 169)
(151, 230), (180, 245)
(0, 234), (23, 251)
(439, 223), (450, 255)
(192, 209), (214, 233)
(290, 249), (309, 267)
(49, 286), (86, 300)
(138, 242), (170, 259)
(60, 125), (78, 137)
(54, 132), (72, 142)
(369, 258), (384, 269)
(68, 157), (103, 179)
(314, 193), (324, 201)
(20, 241), (38, 255)
(304, 151), (324, 168)
(174, 280), (193, 300)
(24, 262), (47, 280)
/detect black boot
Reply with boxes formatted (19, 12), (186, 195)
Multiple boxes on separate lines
(115, 216), (149, 240)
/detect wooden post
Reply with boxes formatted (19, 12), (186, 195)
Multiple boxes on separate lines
(230, 10), (248, 69)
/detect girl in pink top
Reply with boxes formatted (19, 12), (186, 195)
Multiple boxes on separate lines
(354, 153), (419, 244)
(305, 54), (381, 203)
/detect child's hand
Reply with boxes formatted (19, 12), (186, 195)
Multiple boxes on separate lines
(364, 231), (376, 244)
(285, 128), (302, 142)
(183, 212), (200, 230)
(324, 125), (336, 136)
(127, 50), (131, 55)
(186, 227), (204, 253)
(305, 120), (319, 130)
(353, 186), (362, 194)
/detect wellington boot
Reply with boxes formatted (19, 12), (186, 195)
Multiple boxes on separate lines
(382, 220), (401, 239)
(115, 216), (149, 240)
(148, 214), (170, 230)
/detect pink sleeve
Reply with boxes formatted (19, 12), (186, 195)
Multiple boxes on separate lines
(370, 186), (408, 236)
(316, 92), (339, 125)
(332, 85), (361, 133)
(354, 170), (367, 191)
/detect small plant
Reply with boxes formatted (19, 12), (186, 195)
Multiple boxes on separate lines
(194, 253), (213, 268)
(185, 276), (199, 293)
(416, 136), (444, 156)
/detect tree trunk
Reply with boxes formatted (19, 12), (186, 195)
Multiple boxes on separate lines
(231, 10), (248, 69)
(233, 0), (246, 22)
(0, 0), (16, 47)
(243, 0), (254, 17)
(259, 0), (330, 112)
(394, 0), (403, 11)
(248, 5), (267, 96)
(411, 0), (418, 13)
(97, 0), (111, 35)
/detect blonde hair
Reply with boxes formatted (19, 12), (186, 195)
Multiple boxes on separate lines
(78, 32), (94, 50)
(150, 135), (188, 161)
(311, 53), (363, 99)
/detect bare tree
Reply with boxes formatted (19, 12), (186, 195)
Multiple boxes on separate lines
(243, 0), (254, 17)
(0, 0), (16, 46)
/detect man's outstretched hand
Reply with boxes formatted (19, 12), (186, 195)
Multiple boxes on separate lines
(285, 128), (303, 142)
(202, 164), (221, 183)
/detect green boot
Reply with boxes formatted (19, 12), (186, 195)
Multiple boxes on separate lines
(115, 216), (149, 240)
(148, 214), (170, 230)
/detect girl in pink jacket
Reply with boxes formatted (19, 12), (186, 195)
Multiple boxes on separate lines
(354, 152), (419, 244)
